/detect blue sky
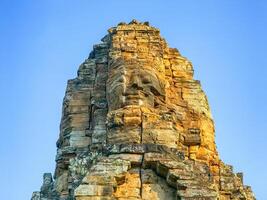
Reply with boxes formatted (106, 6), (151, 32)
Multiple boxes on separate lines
(1, 0), (266, 199)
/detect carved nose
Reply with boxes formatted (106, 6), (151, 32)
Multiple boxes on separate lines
(131, 75), (142, 89)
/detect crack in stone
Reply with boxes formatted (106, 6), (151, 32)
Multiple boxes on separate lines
(140, 110), (143, 144)
(140, 110), (144, 198)
(139, 153), (144, 199)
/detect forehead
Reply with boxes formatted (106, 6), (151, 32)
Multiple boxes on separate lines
(108, 59), (166, 86)
(109, 62), (160, 75)
(109, 58), (161, 72)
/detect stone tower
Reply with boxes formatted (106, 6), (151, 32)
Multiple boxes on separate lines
(32, 20), (255, 200)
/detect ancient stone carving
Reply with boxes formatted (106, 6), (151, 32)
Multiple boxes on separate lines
(107, 59), (166, 110)
(32, 20), (255, 200)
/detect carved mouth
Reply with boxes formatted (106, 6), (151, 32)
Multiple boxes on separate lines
(124, 95), (144, 106)
(123, 91), (152, 106)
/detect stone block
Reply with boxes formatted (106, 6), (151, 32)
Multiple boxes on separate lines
(108, 154), (143, 166)
(142, 129), (179, 148)
(70, 135), (90, 148)
(31, 192), (40, 200)
(107, 127), (141, 144)
(220, 176), (235, 192)
(184, 134), (201, 146)
(74, 185), (113, 196)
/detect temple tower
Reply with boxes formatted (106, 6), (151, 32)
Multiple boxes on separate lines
(32, 20), (255, 200)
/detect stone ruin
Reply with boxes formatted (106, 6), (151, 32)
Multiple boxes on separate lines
(32, 20), (255, 200)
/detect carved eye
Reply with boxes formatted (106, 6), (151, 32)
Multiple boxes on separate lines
(150, 86), (161, 96)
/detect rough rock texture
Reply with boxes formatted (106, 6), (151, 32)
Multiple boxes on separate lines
(32, 20), (255, 200)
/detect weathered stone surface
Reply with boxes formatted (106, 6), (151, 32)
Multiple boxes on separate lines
(32, 20), (255, 200)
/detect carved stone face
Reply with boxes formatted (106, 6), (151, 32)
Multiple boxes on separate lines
(107, 60), (165, 111)
(41, 173), (52, 192)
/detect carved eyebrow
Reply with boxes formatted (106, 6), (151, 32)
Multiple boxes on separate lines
(141, 70), (160, 81)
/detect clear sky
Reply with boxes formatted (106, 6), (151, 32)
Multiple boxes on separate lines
(1, 0), (266, 199)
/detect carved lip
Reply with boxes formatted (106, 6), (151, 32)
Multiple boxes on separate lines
(123, 90), (152, 106)
(123, 93), (145, 106)
(124, 95), (143, 104)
